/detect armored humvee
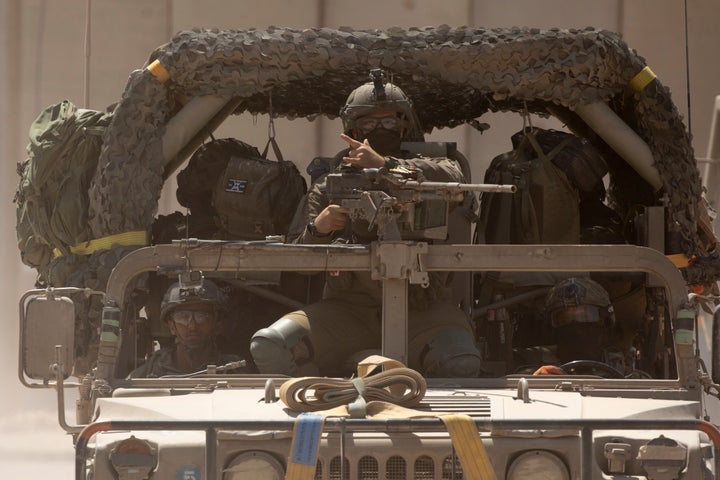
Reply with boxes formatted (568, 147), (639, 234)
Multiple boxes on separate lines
(16, 26), (720, 479)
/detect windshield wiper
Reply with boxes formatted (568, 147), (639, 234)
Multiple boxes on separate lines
(160, 360), (248, 378)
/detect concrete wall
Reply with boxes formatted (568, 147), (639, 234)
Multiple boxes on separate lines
(2, 1), (719, 476)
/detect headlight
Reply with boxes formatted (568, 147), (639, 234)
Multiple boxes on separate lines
(638, 436), (687, 479)
(109, 436), (157, 480)
(507, 450), (570, 480)
(224, 451), (285, 480)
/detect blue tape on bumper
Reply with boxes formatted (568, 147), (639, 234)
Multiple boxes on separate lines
(291, 413), (324, 466)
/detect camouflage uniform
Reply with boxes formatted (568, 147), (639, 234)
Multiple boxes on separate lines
(252, 151), (482, 377)
(251, 72), (483, 377)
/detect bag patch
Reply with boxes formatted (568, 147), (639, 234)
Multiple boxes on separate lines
(225, 179), (248, 193)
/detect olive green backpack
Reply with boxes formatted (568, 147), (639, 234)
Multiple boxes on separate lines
(15, 100), (113, 272)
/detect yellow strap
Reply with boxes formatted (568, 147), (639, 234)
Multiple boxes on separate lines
(146, 59), (170, 83)
(285, 401), (496, 480)
(667, 253), (691, 268)
(440, 414), (497, 480)
(628, 66), (656, 92)
(53, 230), (148, 258)
(286, 402), (495, 480)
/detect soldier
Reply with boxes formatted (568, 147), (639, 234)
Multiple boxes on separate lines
(533, 276), (626, 376)
(250, 71), (483, 378)
(128, 278), (242, 378)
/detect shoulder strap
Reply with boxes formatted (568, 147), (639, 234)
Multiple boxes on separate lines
(261, 117), (285, 162)
(525, 129), (574, 163)
(261, 136), (285, 162)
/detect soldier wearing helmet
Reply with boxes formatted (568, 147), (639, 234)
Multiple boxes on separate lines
(533, 277), (619, 375)
(250, 70), (483, 378)
(339, 68), (424, 146)
(128, 276), (241, 378)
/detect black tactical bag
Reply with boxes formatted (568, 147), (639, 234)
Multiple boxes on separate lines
(178, 137), (307, 240)
(479, 128), (606, 245)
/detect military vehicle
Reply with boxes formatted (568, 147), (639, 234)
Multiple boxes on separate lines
(15, 25), (720, 479)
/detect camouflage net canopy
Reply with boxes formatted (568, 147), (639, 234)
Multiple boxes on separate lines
(50, 26), (711, 290)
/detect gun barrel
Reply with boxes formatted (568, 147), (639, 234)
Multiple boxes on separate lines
(402, 181), (517, 193)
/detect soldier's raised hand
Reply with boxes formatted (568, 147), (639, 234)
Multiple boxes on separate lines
(340, 133), (385, 168)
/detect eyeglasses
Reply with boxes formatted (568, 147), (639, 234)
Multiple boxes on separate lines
(171, 309), (213, 326)
(355, 116), (402, 133)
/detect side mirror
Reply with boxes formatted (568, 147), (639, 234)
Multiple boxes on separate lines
(21, 292), (76, 383)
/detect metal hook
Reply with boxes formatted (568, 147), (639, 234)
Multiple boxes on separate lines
(521, 101), (534, 131)
(267, 91), (276, 139)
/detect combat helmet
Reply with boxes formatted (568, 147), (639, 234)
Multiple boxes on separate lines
(160, 276), (226, 323)
(340, 69), (423, 140)
(545, 277), (614, 328)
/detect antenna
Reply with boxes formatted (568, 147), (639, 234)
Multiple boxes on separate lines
(83, 0), (92, 108)
(683, 0), (692, 136)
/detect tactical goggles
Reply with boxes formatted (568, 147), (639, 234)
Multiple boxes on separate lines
(355, 115), (403, 133)
(171, 309), (213, 326)
(550, 304), (600, 328)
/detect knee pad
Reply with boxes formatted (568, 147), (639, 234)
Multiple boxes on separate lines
(421, 329), (482, 378)
(250, 318), (312, 375)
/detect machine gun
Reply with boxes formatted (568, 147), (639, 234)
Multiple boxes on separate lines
(323, 167), (516, 241)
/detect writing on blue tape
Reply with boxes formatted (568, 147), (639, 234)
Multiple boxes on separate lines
(177, 465), (201, 480)
(291, 413), (323, 466)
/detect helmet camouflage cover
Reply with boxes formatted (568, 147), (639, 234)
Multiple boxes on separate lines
(545, 277), (613, 316)
(340, 69), (423, 140)
(160, 278), (226, 323)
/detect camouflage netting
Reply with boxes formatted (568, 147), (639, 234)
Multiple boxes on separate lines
(45, 26), (713, 293)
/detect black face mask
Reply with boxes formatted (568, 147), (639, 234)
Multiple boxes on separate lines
(362, 128), (402, 157)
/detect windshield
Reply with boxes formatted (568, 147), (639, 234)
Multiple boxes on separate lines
(117, 244), (679, 382)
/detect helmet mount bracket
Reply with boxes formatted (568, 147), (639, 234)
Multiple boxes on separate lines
(370, 69), (387, 101)
(177, 271), (205, 299)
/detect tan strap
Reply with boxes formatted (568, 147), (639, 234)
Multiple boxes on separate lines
(284, 356), (496, 480)
(279, 367), (426, 412)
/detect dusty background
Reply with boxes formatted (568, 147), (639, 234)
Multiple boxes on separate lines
(1, 0), (719, 477)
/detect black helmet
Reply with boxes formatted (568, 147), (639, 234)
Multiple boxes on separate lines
(160, 278), (225, 323)
(546, 277), (614, 328)
(340, 69), (423, 140)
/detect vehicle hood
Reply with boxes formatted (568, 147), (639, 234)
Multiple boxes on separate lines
(94, 387), (699, 423)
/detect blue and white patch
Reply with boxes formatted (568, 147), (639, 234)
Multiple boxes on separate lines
(225, 179), (247, 193)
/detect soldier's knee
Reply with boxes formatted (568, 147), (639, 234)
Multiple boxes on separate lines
(250, 318), (313, 375)
(420, 329), (482, 377)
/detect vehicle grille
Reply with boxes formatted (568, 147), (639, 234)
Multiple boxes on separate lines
(309, 396), (487, 479)
(416, 395), (491, 418)
(316, 454), (463, 480)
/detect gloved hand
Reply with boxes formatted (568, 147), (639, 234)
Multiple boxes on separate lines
(533, 365), (566, 375)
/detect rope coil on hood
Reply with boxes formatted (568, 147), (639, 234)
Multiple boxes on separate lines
(279, 355), (427, 412)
